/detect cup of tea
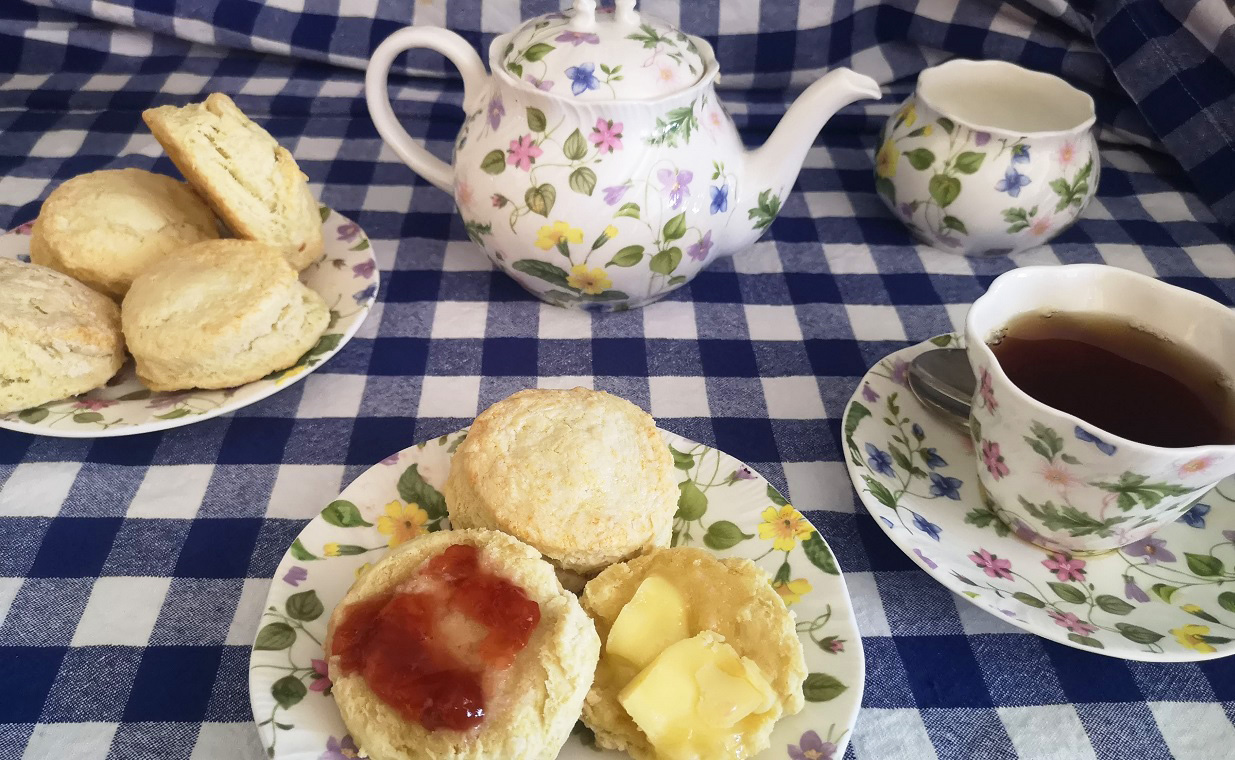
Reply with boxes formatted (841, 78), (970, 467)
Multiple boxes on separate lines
(965, 264), (1235, 553)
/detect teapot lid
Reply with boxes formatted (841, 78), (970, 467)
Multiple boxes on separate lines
(498, 0), (707, 101)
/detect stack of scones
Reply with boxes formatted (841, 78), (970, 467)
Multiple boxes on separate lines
(0, 93), (329, 413)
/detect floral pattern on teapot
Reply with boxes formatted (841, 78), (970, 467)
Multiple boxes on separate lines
(875, 97), (1099, 256)
(453, 90), (785, 309)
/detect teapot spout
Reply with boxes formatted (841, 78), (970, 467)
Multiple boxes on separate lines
(727, 68), (879, 252)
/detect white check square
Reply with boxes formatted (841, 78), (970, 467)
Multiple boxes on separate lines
(22, 722), (118, 760)
(762, 376), (825, 419)
(0, 462), (82, 517)
(72, 576), (171, 646)
(845, 304), (907, 342)
(127, 465), (214, 519)
(648, 376), (711, 418)
(744, 304), (803, 341)
(418, 375), (482, 418)
(266, 465), (346, 519)
(642, 301), (697, 340)
(431, 300), (490, 339)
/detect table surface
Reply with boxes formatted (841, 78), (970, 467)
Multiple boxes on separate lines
(5, 20), (1235, 760)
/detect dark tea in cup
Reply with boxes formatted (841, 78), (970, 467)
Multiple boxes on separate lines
(988, 310), (1235, 448)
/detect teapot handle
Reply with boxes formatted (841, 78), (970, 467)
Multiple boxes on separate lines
(365, 27), (489, 194)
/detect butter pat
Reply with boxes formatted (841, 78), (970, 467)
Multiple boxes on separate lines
(605, 575), (689, 670)
(618, 631), (776, 760)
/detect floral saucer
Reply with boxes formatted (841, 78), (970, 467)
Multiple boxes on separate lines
(0, 207), (377, 438)
(844, 334), (1235, 661)
(250, 429), (864, 760)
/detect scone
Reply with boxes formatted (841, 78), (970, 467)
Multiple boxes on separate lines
(0, 259), (125, 413)
(325, 529), (600, 760)
(580, 548), (807, 760)
(444, 388), (678, 583)
(29, 168), (219, 298)
(142, 93), (324, 270)
(121, 239), (328, 391)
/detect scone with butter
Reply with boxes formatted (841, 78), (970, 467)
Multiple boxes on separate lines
(30, 168), (219, 298)
(0, 259), (126, 413)
(142, 93), (324, 270)
(580, 547), (807, 760)
(444, 388), (678, 587)
(325, 529), (600, 760)
(121, 239), (328, 390)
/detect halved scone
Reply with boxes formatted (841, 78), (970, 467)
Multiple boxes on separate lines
(325, 529), (600, 760)
(580, 547), (807, 760)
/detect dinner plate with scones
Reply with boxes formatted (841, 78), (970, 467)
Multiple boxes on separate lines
(0, 93), (377, 437)
(251, 388), (865, 760)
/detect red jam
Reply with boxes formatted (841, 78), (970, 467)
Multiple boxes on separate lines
(329, 544), (541, 731)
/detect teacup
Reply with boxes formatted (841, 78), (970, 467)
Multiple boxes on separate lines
(875, 60), (1099, 256)
(965, 264), (1235, 553)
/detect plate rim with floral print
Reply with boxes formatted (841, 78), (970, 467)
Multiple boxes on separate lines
(249, 428), (865, 760)
(0, 207), (377, 438)
(844, 333), (1235, 662)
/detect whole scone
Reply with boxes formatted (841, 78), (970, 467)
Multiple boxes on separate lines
(121, 239), (328, 391)
(325, 529), (600, 760)
(30, 168), (219, 298)
(0, 259), (125, 413)
(142, 93), (324, 270)
(444, 388), (678, 581)
(580, 548), (807, 760)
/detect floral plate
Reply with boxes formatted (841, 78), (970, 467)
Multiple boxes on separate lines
(0, 208), (377, 438)
(250, 429), (864, 760)
(845, 334), (1235, 661)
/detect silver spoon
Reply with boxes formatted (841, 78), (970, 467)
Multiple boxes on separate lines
(906, 348), (975, 430)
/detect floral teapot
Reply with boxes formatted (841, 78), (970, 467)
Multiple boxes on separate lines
(366, 0), (880, 309)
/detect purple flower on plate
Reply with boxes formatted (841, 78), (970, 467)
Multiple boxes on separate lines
(525, 74), (554, 91)
(865, 443), (894, 477)
(13, 220), (34, 235)
(710, 184), (729, 214)
(929, 472), (963, 500)
(16, 253), (30, 263)
(974, 131), (991, 146)
(922, 448), (948, 469)
(734, 466), (755, 481)
(861, 383), (879, 402)
(686, 230), (713, 261)
(379, 452), (401, 466)
(1011, 144), (1031, 164)
(602, 184), (630, 205)
(912, 511), (942, 541)
(880, 516), (895, 529)
(788, 730), (836, 760)
(1225, 530), (1235, 543)
(913, 547), (938, 569)
(321, 735), (359, 760)
(1124, 576), (1150, 603)
(898, 202), (915, 218)
(889, 358), (909, 386)
(486, 95), (504, 129)
(353, 283), (377, 305)
(1178, 502), (1210, 529)
(352, 259), (375, 279)
(146, 391), (192, 410)
(556, 30), (600, 45)
(282, 566), (308, 586)
(336, 222), (360, 242)
(657, 168), (693, 210)
(1123, 535), (1176, 564)
(309, 658), (332, 692)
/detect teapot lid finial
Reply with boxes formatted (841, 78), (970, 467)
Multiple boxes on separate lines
(500, 0), (707, 101)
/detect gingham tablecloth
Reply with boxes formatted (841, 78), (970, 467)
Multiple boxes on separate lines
(4, 2), (1235, 759)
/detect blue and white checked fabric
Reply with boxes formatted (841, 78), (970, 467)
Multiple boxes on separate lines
(3, 2), (1235, 759)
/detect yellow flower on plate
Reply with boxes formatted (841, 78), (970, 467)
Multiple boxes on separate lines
(567, 264), (612, 295)
(323, 542), (341, 557)
(534, 220), (584, 251)
(875, 139), (900, 179)
(376, 500), (430, 548)
(275, 364), (308, 386)
(759, 505), (814, 551)
(921, 124), (933, 137)
(772, 577), (813, 606)
(354, 562), (373, 580)
(604, 224), (618, 238)
(1171, 623), (1216, 654)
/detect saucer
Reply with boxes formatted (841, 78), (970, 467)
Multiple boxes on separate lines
(0, 206), (377, 438)
(844, 334), (1235, 661)
(250, 429), (864, 758)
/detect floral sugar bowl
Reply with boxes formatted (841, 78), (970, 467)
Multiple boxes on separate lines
(875, 59), (1099, 256)
(367, 0), (880, 309)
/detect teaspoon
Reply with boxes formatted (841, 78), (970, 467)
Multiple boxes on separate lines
(906, 348), (976, 430)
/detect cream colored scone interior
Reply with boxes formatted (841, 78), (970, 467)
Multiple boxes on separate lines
(325, 529), (601, 760)
(29, 168), (220, 299)
(580, 547), (807, 760)
(0, 259), (126, 413)
(142, 93), (324, 271)
(121, 239), (328, 391)
(444, 388), (678, 578)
